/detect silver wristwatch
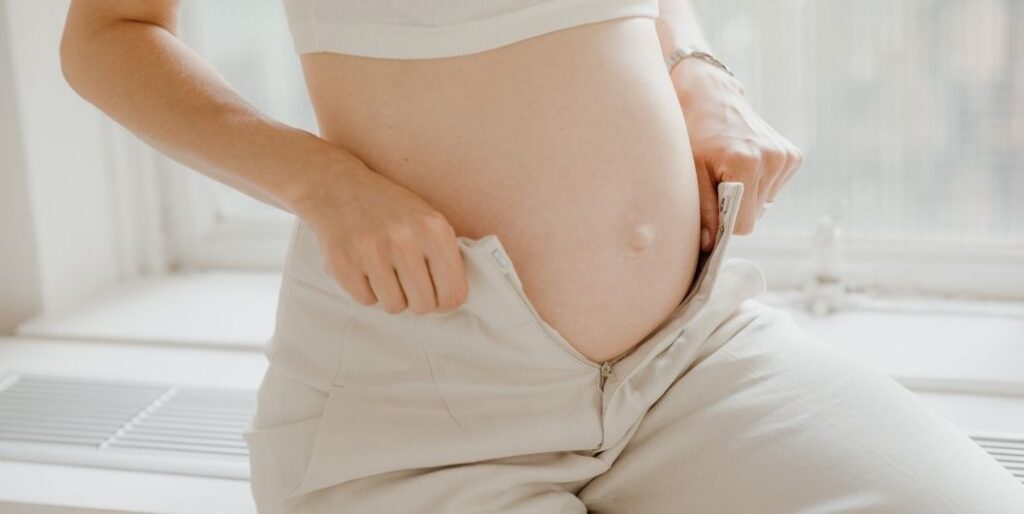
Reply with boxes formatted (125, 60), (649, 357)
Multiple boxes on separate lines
(664, 46), (735, 77)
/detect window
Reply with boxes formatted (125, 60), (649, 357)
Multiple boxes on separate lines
(159, 0), (313, 270)
(163, 0), (1023, 298)
(179, 0), (317, 222)
(694, 0), (1022, 243)
(691, 0), (1023, 298)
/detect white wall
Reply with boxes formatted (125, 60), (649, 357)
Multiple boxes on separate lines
(1, 0), (122, 323)
(0, 1), (41, 333)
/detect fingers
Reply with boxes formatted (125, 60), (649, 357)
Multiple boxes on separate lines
(718, 149), (761, 234)
(326, 253), (377, 306)
(765, 140), (803, 203)
(423, 239), (468, 313)
(708, 134), (803, 234)
(695, 157), (720, 252)
(363, 247), (409, 314)
(755, 142), (787, 218)
(322, 215), (468, 316)
(391, 243), (438, 315)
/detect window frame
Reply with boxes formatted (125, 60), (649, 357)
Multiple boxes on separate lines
(154, 0), (1024, 301)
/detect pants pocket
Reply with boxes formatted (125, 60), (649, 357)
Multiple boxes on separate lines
(414, 234), (606, 454)
(244, 364), (329, 506)
(245, 417), (323, 504)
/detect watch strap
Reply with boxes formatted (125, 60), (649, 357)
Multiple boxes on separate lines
(665, 46), (735, 78)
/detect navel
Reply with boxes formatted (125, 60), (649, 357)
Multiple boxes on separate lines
(627, 223), (656, 254)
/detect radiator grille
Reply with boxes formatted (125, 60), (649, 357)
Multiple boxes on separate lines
(0, 373), (254, 479)
(971, 433), (1024, 484)
(0, 373), (1021, 484)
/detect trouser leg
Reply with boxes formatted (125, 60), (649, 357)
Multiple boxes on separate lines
(247, 363), (609, 514)
(579, 307), (1024, 513)
(300, 452), (604, 514)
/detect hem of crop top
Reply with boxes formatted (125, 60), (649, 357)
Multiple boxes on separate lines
(286, 0), (659, 59)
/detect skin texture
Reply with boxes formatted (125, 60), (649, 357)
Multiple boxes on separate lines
(297, 18), (701, 363)
(59, 0), (801, 363)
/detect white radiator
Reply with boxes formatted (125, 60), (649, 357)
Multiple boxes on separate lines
(0, 372), (254, 479)
(0, 373), (1021, 484)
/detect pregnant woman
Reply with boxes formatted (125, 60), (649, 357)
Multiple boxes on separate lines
(60, 1), (1024, 513)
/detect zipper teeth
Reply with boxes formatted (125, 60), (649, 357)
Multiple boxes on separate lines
(499, 273), (602, 370)
(599, 361), (614, 390)
(599, 188), (741, 386)
(490, 186), (741, 378)
(600, 192), (737, 371)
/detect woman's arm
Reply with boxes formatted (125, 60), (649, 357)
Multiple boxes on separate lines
(60, 0), (470, 315)
(654, 0), (713, 59)
(654, 0), (803, 251)
(59, 0), (362, 213)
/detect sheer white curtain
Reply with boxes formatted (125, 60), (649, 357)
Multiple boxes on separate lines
(693, 0), (1023, 245)
(179, 0), (316, 223)
(163, 0), (1022, 296)
(147, 0), (313, 270)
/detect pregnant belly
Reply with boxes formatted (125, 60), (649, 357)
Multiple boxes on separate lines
(299, 17), (701, 363)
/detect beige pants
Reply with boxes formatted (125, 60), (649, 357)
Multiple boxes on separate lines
(244, 183), (1024, 513)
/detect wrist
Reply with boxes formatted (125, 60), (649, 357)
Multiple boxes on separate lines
(670, 57), (746, 106)
(283, 140), (371, 222)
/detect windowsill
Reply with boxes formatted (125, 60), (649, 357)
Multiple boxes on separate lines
(14, 271), (1024, 394)
(759, 290), (1024, 397)
(15, 272), (282, 350)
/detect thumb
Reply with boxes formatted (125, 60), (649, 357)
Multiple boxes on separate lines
(695, 158), (719, 253)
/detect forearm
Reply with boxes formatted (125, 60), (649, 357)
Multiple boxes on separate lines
(654, 0), (712, 59)
(59, 11), (365, 215)
(654, 0), (744, 100)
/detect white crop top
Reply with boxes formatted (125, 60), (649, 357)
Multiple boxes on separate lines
(281, 0), (660, 59)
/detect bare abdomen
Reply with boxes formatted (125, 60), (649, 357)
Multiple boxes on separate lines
(299, 16), (702, 363)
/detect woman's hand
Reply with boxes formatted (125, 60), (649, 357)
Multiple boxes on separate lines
(293, 164), (469, 315)
(671, 59), (803, 252)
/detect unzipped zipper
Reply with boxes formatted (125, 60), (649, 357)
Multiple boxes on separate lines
(497, 269), (621, 390)
(488, 182), (743, 394)
(594, 184), (743, 392)
(599, 361), (614, 389)
(497, 271), (602, 371)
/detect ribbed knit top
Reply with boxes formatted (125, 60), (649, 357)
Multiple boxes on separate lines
(281, 0), (660, 59)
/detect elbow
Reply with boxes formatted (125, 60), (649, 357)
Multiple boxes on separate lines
(58, 28), (85, 96)
(59, 14), (105, 99)
(58, 38), (75, 90)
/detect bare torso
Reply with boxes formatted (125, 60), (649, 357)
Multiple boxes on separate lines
(299, 17), (701, 363)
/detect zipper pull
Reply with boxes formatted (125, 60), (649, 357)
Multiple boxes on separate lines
(599, 361), (614, 387)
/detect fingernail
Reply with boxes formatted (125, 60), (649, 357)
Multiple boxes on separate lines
(700, 228), (710, 249)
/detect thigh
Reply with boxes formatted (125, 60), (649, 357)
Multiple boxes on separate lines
(246, 363), (330, 514)
(246, 230), (615, 512)
(247, 364), (603, 514)
(578, 307), (1024, 514)
(302, 452), (604, 514)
